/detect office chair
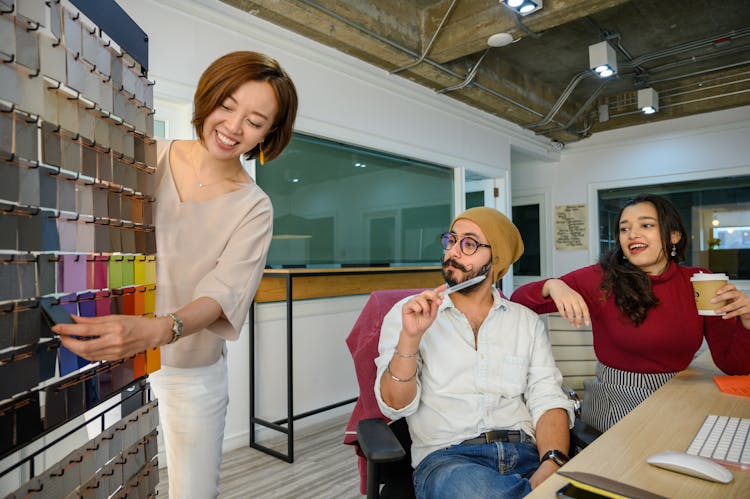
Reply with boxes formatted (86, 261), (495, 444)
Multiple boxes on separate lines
(344, 289), (422, 498)
(564, 386), (602, 455)
(345, 289), (600, 499)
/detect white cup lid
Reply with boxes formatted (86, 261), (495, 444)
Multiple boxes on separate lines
(690, 272), (728, 282)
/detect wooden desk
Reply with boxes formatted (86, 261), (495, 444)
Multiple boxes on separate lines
(528, 352), (750, 498)
(249, 266), (443, 462)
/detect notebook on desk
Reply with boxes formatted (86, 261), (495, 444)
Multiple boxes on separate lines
(686, 414), (750, 468)
(557, 471), (668, 499)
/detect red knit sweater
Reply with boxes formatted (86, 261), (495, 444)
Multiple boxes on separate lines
(511, 262), (750, 374)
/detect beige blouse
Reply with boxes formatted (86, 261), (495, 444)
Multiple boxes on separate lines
(153, 139), (273, 368)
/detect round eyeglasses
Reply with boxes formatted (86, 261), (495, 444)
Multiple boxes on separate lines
(440, 232), (491, 256)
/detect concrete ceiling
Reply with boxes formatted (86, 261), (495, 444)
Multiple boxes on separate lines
(221, 0), (750, 144)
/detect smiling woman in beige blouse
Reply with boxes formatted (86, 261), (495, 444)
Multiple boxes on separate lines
(54, 51), (298, 498)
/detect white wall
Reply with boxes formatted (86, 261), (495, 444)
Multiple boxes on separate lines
(115, 0), (560, 457)
(512, 106), (750, 277)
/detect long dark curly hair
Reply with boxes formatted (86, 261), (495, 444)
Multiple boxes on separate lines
(599, 194), (688, 325)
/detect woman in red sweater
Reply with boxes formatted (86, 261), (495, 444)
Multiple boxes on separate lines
(511, 194), (750, 433)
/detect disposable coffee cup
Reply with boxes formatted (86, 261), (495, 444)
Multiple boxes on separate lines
(690, 272), (728, 316)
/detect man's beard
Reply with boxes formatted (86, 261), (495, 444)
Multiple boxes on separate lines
(441, 258), (492, 294)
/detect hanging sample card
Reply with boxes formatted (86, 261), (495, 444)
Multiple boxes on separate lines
(41, 209), (61, 251)
(14, 111), (38, 162)
(17, 209), (43, 251)
(58, 254), (87, 293)
(0, 303), (12, 350)
(56, 216), (77, 252)
(94, 290), (110, 316)
(14, 299), (41, 346)
(41, 122), (62, 167)
(37, 254), (56, 295)
(40, 296), (73, 327)
(0, 258), (20, 301)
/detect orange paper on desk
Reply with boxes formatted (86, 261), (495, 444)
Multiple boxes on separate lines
(713, 375), (750, 397)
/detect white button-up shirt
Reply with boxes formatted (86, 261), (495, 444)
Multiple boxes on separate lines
(374, 288), (575, 468)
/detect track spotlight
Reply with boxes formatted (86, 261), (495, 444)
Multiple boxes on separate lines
(638, 88), (659, 114)
(501, 0), (542, 16)
(589, 41), (617, 78)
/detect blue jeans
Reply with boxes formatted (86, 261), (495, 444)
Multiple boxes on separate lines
(413, 441), (538, 499)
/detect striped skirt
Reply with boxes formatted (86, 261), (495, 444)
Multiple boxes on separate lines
(581, 362), (677, 433)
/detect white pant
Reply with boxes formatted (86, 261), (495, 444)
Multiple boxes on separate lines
(149, 355), (229, 499)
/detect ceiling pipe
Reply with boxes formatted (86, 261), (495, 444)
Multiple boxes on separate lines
(537, 79), (609, 136)
(663, 76), (750, 100)
(526, 70), (594, 128)
(640, 46), (750, 78)
(296, 0), (548, 120)
(606, 87), (750, 121)
(625, 28), (750, 68)
(296, 0), (750, 141)
(437, 48), (491, 93)
(391, 0), (457, 74)
(537, 28), (750, 138)
(652, 65), (750, 90)
(590, 61), (750, 118)
(499, 2), (543, 39)
(575, 74), (750, 136)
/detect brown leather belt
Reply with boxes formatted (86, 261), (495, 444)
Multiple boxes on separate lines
(459, 430), (531, 446)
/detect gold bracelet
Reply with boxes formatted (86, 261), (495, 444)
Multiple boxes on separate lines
(385, 359), (417, 382)
(394, 348), (418, 359)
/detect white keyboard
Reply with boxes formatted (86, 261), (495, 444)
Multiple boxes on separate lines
(686, 414), (750, 467)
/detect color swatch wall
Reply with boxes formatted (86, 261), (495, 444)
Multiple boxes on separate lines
(1, 0), (160, 496)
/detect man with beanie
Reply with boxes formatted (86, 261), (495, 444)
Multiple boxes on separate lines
(375, 207), (575, 498)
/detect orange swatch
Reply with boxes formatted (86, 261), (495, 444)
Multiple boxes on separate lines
(713, 375), (750, 398)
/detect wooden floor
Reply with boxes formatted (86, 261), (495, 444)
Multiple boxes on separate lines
(157, 413), (362, 498)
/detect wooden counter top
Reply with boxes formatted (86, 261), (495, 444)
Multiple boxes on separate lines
(254, 266), (444, 303)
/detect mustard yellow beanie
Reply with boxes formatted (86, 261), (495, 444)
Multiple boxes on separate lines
(450, 207), (524, 282)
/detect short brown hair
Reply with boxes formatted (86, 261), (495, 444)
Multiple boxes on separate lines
(192, 51), (298, 162)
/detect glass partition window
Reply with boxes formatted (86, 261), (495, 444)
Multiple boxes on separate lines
(256, 134), (454, 267)
(598, 176), (750, 279)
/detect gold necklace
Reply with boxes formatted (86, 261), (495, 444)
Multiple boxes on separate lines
(190, 142), (242, 188)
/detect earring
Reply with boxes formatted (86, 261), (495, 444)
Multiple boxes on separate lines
(670, 244), (676, 257)
(258, 147), (265, 166)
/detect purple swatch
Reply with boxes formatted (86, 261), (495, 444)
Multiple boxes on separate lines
(59, 254), (87, 293)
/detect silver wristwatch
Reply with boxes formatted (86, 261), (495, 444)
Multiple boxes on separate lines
(540, 449), (570, 467)
(166, 313), (184, 344)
